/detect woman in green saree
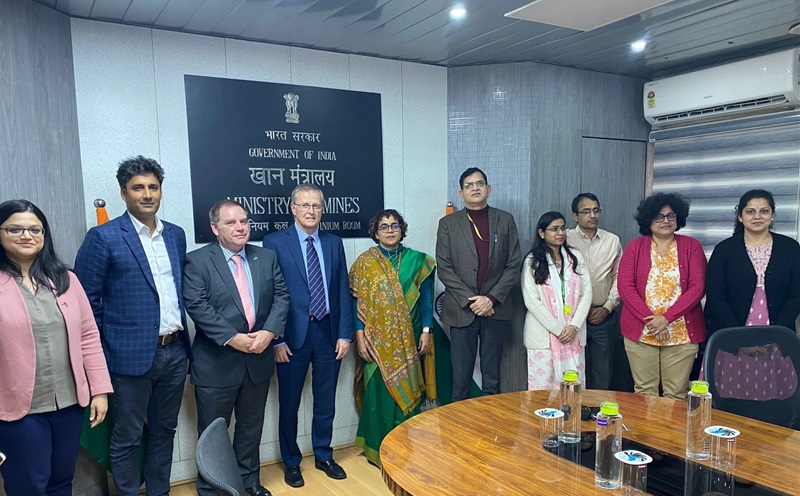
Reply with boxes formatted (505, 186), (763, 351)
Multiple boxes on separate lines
(349, 209), (438, 466)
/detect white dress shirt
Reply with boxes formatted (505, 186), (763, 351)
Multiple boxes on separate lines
(128, 212), (183, 335)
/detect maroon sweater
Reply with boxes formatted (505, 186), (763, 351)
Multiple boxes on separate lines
(466, 206), (491, 294)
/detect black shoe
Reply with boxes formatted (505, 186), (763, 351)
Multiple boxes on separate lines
(315, 459), (347, 480)
(245, 485), (272, 496)
(284, 465), (305, 488)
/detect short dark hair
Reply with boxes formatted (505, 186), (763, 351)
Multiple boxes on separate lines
(459, 168), (488, 190)
(527, 211), (580, 285)
(209, 199), (246, 224)
(0, 199), (70, 295)
(571, 193), (600, 214)
(367, 209), (408, 244)
(734, 189), (775, 235)
(634, 192), (690, 236)
(116, 155), (165, 188)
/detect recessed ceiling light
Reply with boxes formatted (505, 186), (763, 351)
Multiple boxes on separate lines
(450, 6), (467, 20)
(631, 40), (647, 52)
(789, 22), (800, 35)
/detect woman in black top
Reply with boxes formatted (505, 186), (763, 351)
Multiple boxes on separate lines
(705, 189), (800, 334)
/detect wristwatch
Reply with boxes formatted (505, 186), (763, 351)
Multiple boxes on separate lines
(422, 327), (431, 333)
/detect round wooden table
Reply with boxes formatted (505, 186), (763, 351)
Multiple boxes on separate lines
(380, 390), (800, 495)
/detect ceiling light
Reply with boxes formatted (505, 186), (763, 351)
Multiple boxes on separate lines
(450, 6), (467, 20)
(631, 40), (647, 52)
(789, 22), (800, 35)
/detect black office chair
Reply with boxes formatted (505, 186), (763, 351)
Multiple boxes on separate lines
(196, 417), (246, 496)
(704, 325), (800, 429)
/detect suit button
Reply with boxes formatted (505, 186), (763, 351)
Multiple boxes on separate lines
(154, 324), (158, 329)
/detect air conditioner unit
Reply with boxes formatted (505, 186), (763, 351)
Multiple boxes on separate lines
(643, 48), (800, 127)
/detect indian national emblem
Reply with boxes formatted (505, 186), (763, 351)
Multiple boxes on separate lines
(284, 92), (300, 124)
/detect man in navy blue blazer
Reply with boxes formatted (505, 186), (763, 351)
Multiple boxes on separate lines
(262, 184), (353, 488)
(74, 156), (191, 496)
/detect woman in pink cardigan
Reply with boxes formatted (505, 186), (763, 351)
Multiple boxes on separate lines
(618, 193), (706, 400)
(0, 200), (113, 496)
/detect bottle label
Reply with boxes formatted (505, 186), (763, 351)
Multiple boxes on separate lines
(597, 419), (609, 427)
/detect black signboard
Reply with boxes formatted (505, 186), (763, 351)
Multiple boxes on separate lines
(185, 75), (384, 242)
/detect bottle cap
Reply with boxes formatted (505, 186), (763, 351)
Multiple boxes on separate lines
(562, 370), (579, 383)
(691, 381), (709, 394)
(600, 402), (619, 416)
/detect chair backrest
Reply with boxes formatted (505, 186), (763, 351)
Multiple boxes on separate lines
(704, 325), (800, 429)
(196, 417), (246, 496)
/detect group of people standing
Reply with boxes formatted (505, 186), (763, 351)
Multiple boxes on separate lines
(0, 158), (798, 496)
(0, 156), (353, 496)
(522, 187), (800, 402)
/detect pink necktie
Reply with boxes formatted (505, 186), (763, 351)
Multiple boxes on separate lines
(232, 254), (255, 331)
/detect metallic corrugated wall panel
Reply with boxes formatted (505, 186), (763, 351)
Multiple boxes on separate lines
(652, 121), (800, 254)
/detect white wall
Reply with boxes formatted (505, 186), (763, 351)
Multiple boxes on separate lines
(70, 18), (447, 483)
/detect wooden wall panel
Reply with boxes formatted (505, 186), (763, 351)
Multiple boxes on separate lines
(0, 0), (86, 263)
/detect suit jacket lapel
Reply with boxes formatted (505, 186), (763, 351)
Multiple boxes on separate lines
(162, 223), (183, 306)
(210, 245), (246, 320)
(321, 233), (333, 287)
(488, 207), (497, 261)
(120, 215), (157, 292)
(245, 245), (261, 316)
(285, 229), (308, 285)
(458, 210), (478, 258)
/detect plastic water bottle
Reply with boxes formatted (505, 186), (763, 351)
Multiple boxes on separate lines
(686, 380), (712, 460)
(595, 401), (622, 489)
(558, 370), (581, 443)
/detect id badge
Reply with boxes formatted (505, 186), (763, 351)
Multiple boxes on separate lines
(563, 304), (572, 315)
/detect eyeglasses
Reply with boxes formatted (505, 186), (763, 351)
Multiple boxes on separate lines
(293, 203), (323, 212)
(378, 223), (402, 232)
(654, 212), (678, 223)
(578, 208), (602, 216)
(462, 180), (486, 190)
(1, 226), (45, 237)
(545, 226), (568, 233)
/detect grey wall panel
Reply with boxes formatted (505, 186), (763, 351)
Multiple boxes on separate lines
(580, 138), (648, 247)
(0, 0), (87, 265)
(0, 0), (99, 494)
(582, 71), (649, 142)
(448, 61), (648, 394)
(530, 64), (585, 227)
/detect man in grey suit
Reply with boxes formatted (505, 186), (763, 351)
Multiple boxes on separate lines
(436, 168), (522, 401)
(184, 199), (290, 496)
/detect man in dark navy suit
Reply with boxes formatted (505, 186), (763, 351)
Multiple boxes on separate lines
(74, 156), (191, 496)
(262, 184), (353, 488)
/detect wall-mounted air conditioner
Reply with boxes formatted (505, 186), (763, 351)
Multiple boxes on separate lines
(643, 48), (800, 127)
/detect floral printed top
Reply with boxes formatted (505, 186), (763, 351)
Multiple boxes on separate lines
(642, 240), (690, 346)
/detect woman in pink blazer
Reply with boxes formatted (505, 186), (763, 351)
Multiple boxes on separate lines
(618, 193), (706, 401)
(0, 200), (112, 496)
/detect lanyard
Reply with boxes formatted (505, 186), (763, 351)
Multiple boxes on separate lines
(466, 213), (486, 241)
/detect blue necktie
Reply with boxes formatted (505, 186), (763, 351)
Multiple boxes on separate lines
(306, 236), (326, 319)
